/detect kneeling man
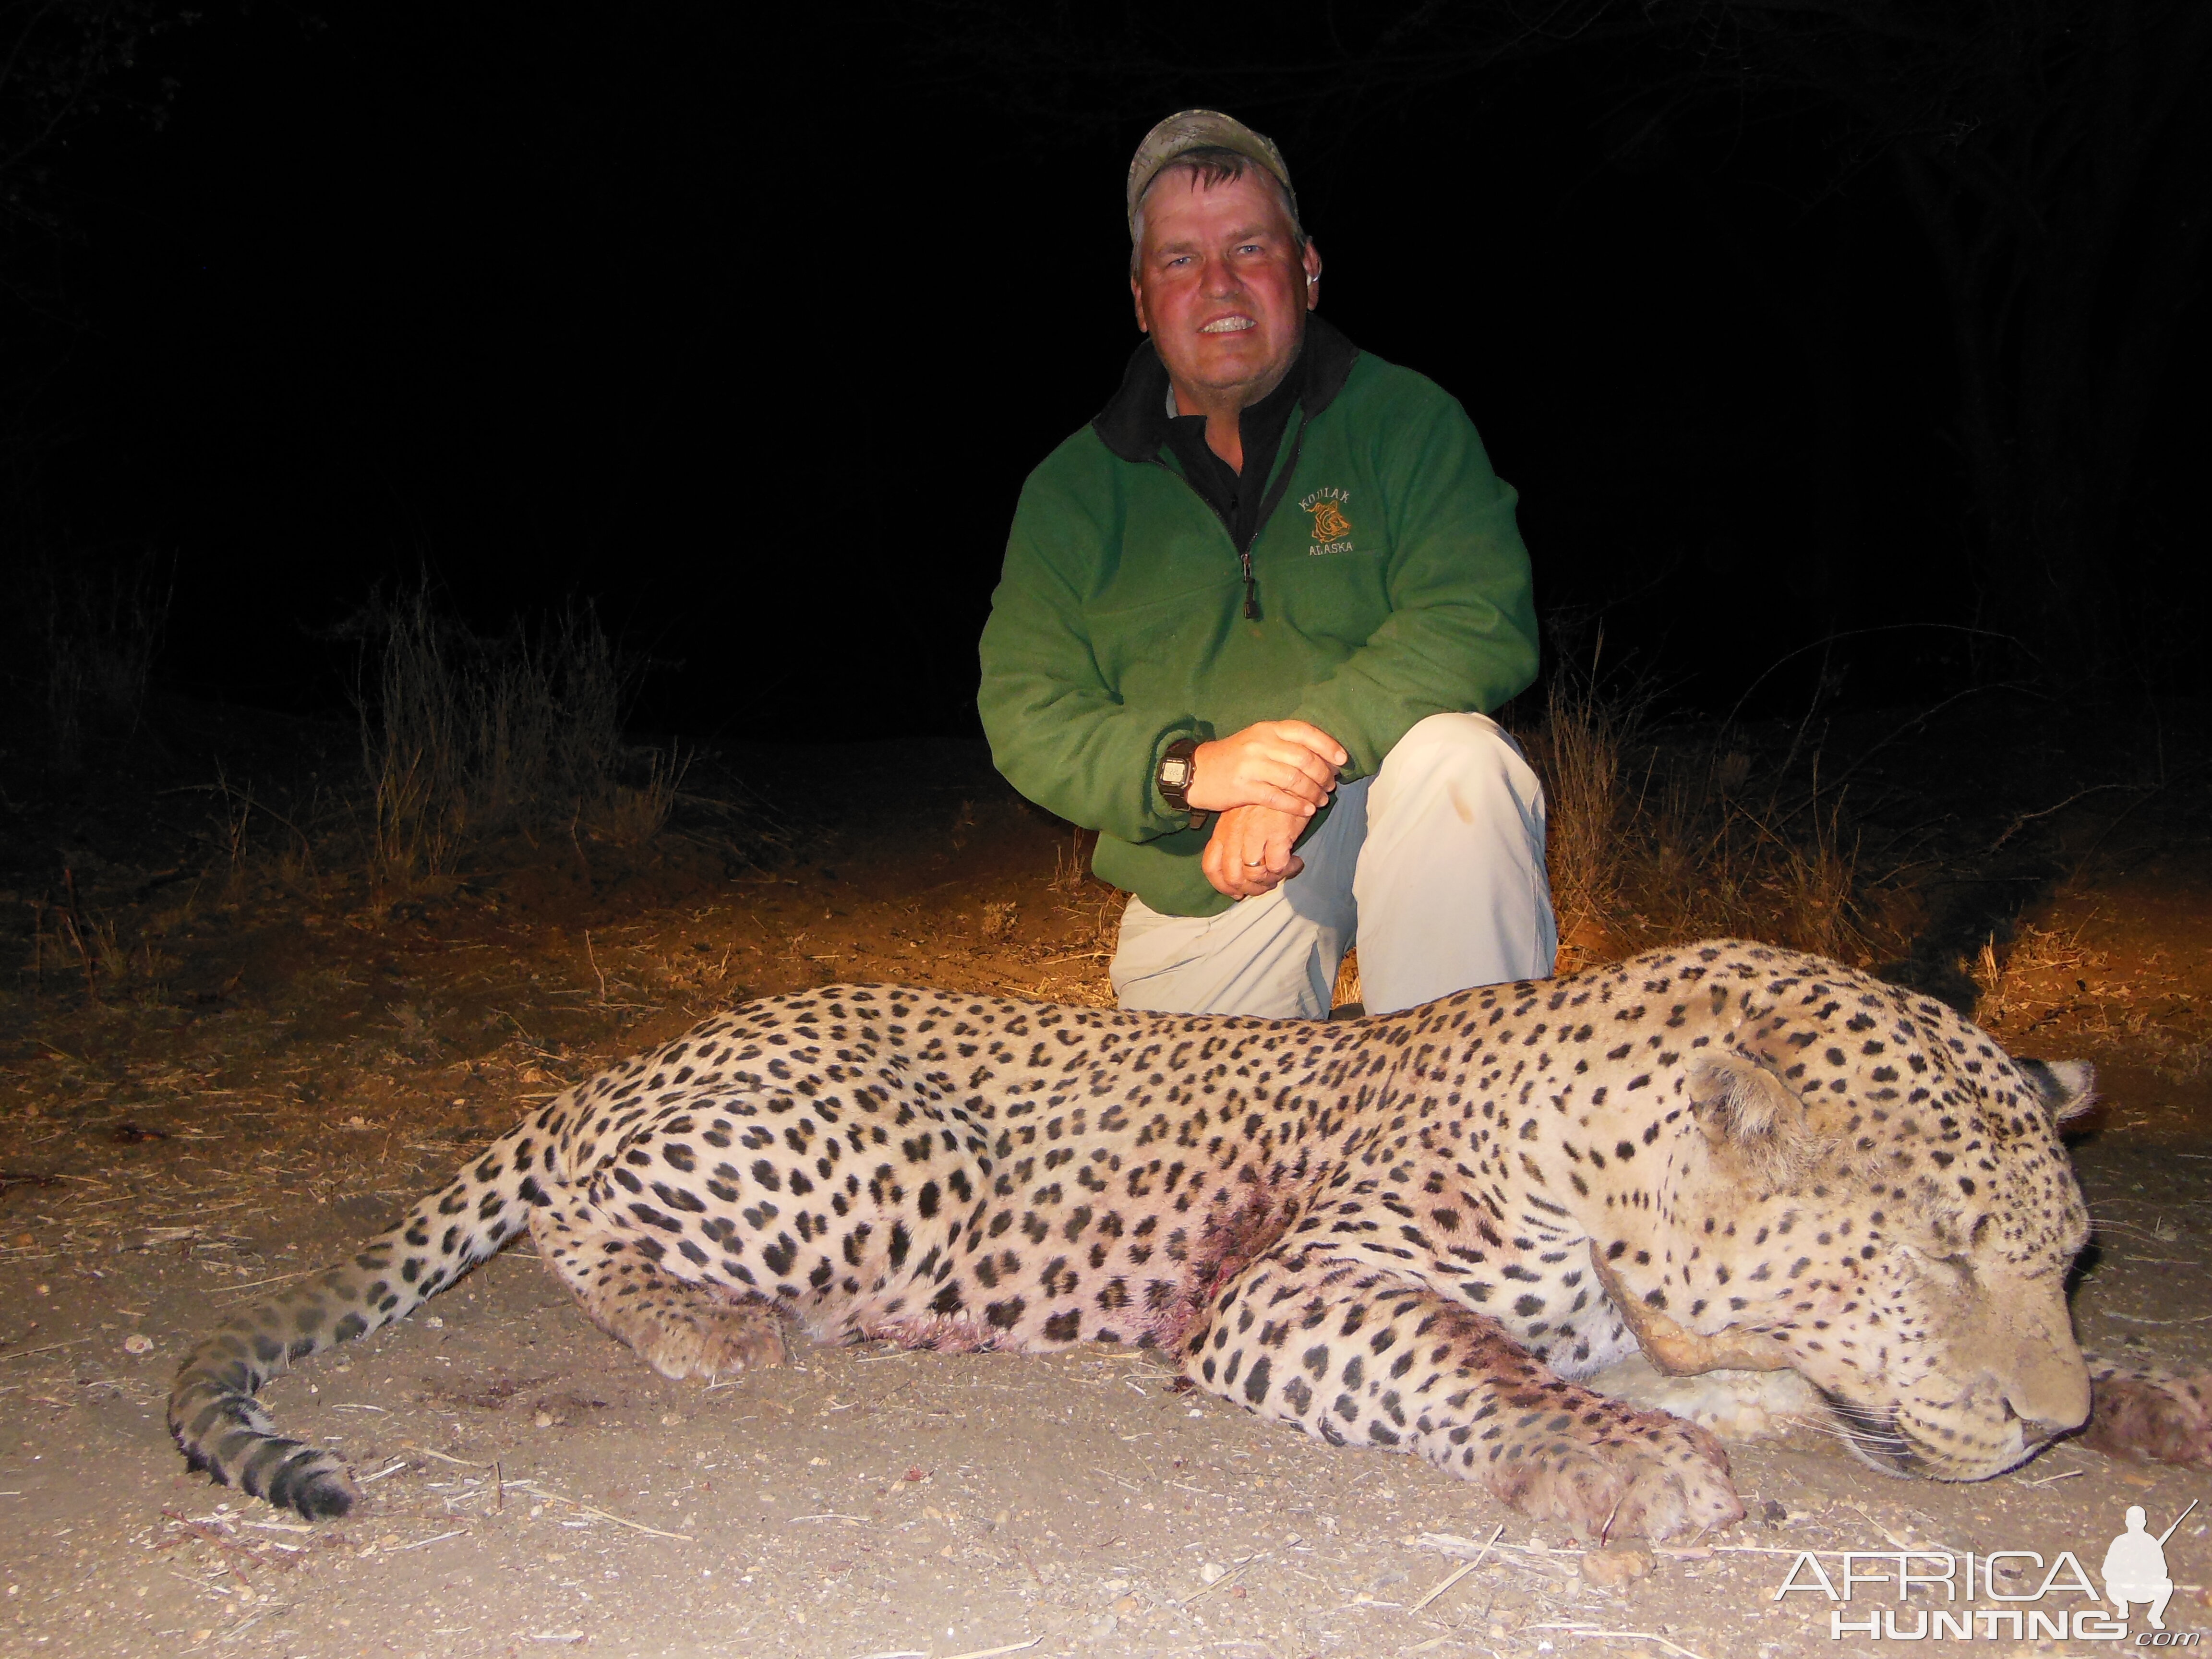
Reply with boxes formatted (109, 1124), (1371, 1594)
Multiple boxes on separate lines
(979, 110), (1554, 1018)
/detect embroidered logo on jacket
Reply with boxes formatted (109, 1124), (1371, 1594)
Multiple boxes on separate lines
(1300, 487), (1354, 553)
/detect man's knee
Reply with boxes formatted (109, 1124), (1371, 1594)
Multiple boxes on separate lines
(1372, 712), (1542, 823)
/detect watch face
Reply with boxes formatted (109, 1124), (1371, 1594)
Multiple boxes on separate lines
(1163, 757), (1192, 786)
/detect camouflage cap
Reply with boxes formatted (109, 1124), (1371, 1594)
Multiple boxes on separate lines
(1126, 109), (1297, 240)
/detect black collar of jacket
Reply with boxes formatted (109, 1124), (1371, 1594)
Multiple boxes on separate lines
(1090, 313), (1360, 463)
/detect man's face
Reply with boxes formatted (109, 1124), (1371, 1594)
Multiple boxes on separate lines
(1130, 168), (1321, 408)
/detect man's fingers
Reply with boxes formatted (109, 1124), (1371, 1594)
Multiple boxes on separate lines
(1277, 750), (1338, 795)
(1190, 725), (1344, 814)
(1270, 721), (1349, 768)
(1249, 746), (1333, 805)
(1204, 805), (1304, 897)
(1203, 827), (1262, 898)
(1237, 857), (1300, 897)
(1252, 733), (1339, 785)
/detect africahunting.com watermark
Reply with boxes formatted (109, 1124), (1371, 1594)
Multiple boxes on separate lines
(1774, 1501), (2204, 1643)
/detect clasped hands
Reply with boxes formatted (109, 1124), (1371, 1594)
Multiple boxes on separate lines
(1183, 719), (1347, 899)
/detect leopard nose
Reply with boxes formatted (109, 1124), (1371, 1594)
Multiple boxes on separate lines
(1998, 1343), (2092, 1437)
(2004, 1398), (2085, 1445)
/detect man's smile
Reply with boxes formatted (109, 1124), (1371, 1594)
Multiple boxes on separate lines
(1199, 315), (1258, 334)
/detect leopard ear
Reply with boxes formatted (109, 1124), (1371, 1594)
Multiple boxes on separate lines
(2016, 1058), (2096, 1124)
(1688, 1050), (1816, 1192)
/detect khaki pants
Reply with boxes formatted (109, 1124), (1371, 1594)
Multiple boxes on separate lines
(1110, 712), (1557, 1018)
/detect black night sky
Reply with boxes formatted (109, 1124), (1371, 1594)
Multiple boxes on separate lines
(9, 1), (2209, 741)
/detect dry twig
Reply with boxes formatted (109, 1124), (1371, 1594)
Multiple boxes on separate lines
(501, 1479), (692, 1541)
(1411, 1521), (1502, 1611)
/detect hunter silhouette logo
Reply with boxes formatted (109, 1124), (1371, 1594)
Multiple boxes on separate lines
(1304, 498), (1353, 543)
(2105, 1500), (2195, 1631)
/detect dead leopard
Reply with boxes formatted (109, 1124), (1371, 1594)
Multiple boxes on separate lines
(168, 940), (2212, 1539)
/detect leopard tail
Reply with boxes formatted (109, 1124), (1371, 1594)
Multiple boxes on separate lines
(166, 1111), (553, 1518)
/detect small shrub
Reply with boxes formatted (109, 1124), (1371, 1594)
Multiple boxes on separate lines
(350, 584), (647, 883)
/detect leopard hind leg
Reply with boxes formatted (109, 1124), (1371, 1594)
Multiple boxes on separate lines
(532, 1190), (787, 1381)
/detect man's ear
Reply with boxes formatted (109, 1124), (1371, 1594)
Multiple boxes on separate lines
(1131, 271), (1150, 334)
(1688, 1049), (1817, 1193)
(2016, 1058), (2097, 1123)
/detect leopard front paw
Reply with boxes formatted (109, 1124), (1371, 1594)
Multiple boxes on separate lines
(610, 1292), (792, 1380)
(631, 1298), (789, 1383)
(2081, 1361), (2212, 1469)
(1487, 1407), (1744, 1543)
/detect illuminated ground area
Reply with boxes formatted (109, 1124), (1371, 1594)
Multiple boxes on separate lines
(2, 708), (2208, 1658)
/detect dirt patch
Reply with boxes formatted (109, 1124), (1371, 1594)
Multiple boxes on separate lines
(4, 718), (2212, 1656)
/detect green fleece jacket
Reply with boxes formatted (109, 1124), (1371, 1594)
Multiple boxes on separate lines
(978, 316), (1538, 918)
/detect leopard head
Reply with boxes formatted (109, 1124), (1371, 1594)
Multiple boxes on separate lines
(1609, 994), (2094, 1482)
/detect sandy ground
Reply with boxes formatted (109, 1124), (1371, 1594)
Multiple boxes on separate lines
(4, 722), (2211, 1659)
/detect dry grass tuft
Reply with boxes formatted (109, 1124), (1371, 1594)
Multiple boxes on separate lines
(354, 585), (659, 884)
(584, 746), (689, 849)
(25, 874), (181, 1007)
(1969, 919), (2091, 1025)
(1518, 675), (1896, 971)
(1534, 671), (1635, 953)
(1332, 949), (1362, 1013)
